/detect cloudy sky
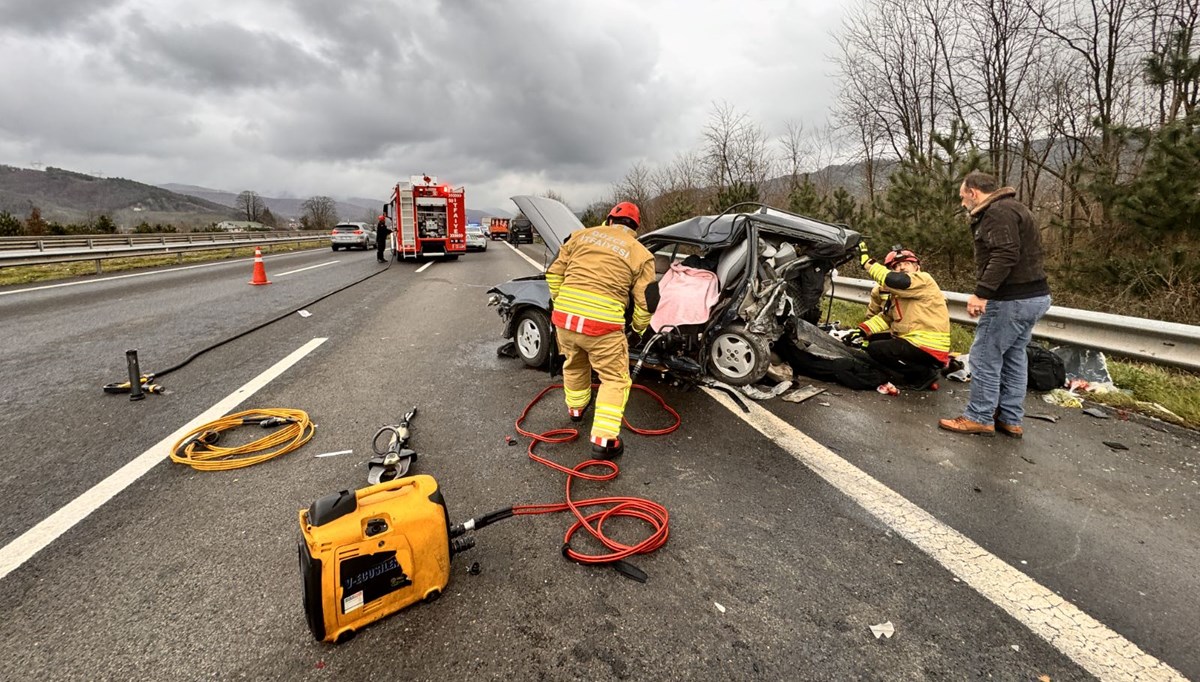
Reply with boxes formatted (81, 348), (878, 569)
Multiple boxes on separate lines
(0, 0), (847, 212)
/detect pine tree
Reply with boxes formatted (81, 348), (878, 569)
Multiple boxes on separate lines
(878, 121), (982, 276)
(787, 177), (827, 218)
(0, 211), (20, 236)
(712, 180), (759, 212)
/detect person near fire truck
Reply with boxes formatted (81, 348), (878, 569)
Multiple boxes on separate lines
(545, 202), (655, 459)
(843, 243), (951, 390)
(375, 215), (391, 263)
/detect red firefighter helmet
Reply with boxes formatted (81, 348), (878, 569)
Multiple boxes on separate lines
(883, 247), (921, 268)
(607, 202), (640, 228)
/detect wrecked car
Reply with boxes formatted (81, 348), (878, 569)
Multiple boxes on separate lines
(487, 196), (861, 386)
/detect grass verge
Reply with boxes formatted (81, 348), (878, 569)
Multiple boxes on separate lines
(824, 299), (1200, 430)
(0, 240), (330, 287)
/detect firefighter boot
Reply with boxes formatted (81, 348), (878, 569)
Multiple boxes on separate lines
(590, 436), (624, 460)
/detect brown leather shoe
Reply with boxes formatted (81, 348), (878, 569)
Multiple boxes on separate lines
(995, 422), (1023, 438)
(938, 416), (996, 436)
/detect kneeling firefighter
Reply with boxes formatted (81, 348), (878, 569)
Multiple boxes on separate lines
(545, 202), (655, 458)
(847, 244), (951, 388)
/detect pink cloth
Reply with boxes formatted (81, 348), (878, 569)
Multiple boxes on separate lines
(651, 263), (720, 332)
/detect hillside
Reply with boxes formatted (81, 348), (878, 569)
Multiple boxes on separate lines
(0, 165), (236, 228)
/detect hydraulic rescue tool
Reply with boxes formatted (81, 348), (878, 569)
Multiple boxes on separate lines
(366, 406), (419, 485)
(298, 475), (508, 643)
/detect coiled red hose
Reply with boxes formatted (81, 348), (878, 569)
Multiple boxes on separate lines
(511, 383), (679, 565)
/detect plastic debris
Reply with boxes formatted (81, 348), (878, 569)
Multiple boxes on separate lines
(1103, 441), (1129, 451)
(876, 382), (899, 396)
(766, 361), (794, 383)
(298, 309), (312, 318)
(505, 435), (517, 446)
(497, 341), (518, 358)
(468, 562), (481, 575)
(314, 449), (352, 458)
(740, 380), (793, 401)
(946, 354), (971, 382)
(1011, 644), (1020, 652)
(781, 385), (826, 403)
(1056, 345), (1112, 384)
(818, 402), (831, 407)
(714, 602), (726, 614)
(1082, 407), (1109, 419)
(1043, 389), (1083, 409)
(1027, 413), (1059, 423)
(869, 621), (895, 639)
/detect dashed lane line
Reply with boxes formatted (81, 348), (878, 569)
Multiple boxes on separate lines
(275, 260), (339, 276)
(0, 337), (329, 582)
(704, 387), (1185, 681)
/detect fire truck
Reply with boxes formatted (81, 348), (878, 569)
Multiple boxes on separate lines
(383, 175), (467, 260)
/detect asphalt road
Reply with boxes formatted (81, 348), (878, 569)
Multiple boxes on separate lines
(0, 240), (1196, 680)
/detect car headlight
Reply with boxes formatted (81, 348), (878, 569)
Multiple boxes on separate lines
(487, 293), (501, 306)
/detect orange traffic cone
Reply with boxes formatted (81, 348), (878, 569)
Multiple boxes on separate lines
(249, 247), (271, 285)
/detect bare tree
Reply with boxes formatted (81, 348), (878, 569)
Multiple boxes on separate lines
(236, 190), (265, 222)
(613, 161), (656, 230)
(301, 196), (338, 231)
(701, 101), (774, 192)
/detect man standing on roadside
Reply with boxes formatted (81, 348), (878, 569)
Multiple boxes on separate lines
(375, 215), (391, 263)
(939, 171), (1051, 438)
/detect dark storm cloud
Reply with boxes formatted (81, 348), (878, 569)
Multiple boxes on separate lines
(112, 11), (332, 91)
(0, 0), (122, 34)
(259, 0), (684, 181)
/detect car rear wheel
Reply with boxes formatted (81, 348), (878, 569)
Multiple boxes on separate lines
(514, 309), (553, 368)
(708, 324), (770, 386)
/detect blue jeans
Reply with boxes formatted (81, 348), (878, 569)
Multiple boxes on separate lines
(963, 295), (1052, 426)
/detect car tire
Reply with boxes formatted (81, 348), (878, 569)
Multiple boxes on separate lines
(513, 308), (553, 368)
(708, 323), (770, 386)
(331, 245), (339, 251)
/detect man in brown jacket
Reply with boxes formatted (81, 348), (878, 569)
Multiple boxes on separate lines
(545, 202), (655, 459)
(940, 171), (1051, 438)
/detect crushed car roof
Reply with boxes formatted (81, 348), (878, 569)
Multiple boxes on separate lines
(643, 206), (860, 251)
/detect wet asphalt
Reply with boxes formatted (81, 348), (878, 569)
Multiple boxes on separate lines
(0, 240), (1196, 680)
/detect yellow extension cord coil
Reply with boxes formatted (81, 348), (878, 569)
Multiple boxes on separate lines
(169, 408), (315, 471)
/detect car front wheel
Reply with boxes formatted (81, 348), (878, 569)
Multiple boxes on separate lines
(514, 309), (553, 368)
(708, 324), (770, 386)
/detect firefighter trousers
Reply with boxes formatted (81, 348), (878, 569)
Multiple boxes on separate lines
(556, 327), (630, 442)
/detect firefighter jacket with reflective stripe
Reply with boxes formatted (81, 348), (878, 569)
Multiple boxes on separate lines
(858, 262), (951, 364)
(545, 224), (655, 336)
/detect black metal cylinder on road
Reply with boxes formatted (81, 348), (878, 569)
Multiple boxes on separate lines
(125, 349), (144, 401)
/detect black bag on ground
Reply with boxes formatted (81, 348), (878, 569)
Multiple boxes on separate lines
(1026, 344), (1065, 391)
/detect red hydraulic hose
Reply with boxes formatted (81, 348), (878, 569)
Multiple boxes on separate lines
(511, 383), (679, 566)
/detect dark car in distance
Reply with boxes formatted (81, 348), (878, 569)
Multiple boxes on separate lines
(507, 217), (534, 244)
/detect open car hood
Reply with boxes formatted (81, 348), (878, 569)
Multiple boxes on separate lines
(510, 195), (585, 260)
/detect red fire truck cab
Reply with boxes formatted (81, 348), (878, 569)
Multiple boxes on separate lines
(383, 175), (467, 260)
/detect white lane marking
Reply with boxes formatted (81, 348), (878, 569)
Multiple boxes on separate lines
(415, 261), (434, 273)
(0, 337), (328, 582)
(506, 240), (546, 271)
(275, 260), (338, 277)
(0, 251), (318, 297)
(703, 387), (1186, 682)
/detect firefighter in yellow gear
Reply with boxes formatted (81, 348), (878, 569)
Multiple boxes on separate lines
(848, 243), (951, 389)
(545, 201), (655, 458)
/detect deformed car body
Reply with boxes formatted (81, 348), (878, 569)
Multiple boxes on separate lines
(487, 196), (861, 386)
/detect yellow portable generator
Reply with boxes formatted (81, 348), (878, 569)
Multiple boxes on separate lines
(298, 475), (466, 643)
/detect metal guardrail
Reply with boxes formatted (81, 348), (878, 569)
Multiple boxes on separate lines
(0, 231), (330, 271)
(831, 276), (1200, 371)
